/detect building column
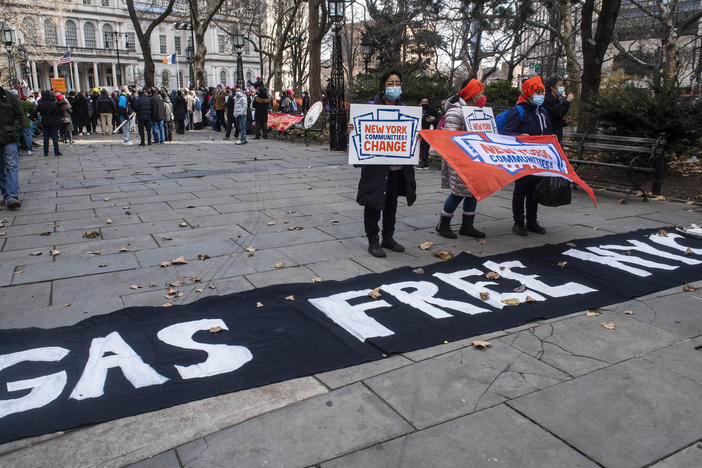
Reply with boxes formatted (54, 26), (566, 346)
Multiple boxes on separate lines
(53, 63), (58, 78)
(111, 63), (117, 88)
(93, 62), (100, 88)
(31, 61), (38, 91)
(73, 62), (81, 91)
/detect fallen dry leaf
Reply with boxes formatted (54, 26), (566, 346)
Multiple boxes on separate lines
(149, 282), (157, 287)
(245, 247), (256, 252)
(119, 247), (129, 252)
(287, 226), (304, 231)
(208, 285), (216, 289)
(30, 251), (42, 256)
(557, 261), (568, 268)
(256, 301), (263, 308)
(179, 221), (188, 227)
(586, 311), (601, 317)
(624, 310), (634, 315)
(160, 261), (171, 268)
(683, 284), (697, 292)
(62, 304), (70, 307)
(513, 285), (526, 293)
(209, 326), (223, 333)
(412, 268), (425, 274)
(464, 249), (472, 254)
(685, 248), (694, 256)
(566, 242), (576, 247)
(186, 277), (201, 283)
(419, 241), (433, 250)
(186, 204), (196, 208)
(40, 231), (51, 236)
(162, 236), (173, 241)
(657, 229), (668, 237)
(83, 231), (100, 239)
(652, 195), (666, 201)
(275, 262), (285, 268)
(98, 264), (107, 267)
(478, 239), (487, 245)
(479, 291), (490, 301)
(169, 281), (185, 287)
(0, 232), (5, 236)
(486, 271), (500, 280)
(105, 218), (112, 224)
(195, 288), (203, 293)
(50, 250), (60, 256)
(472, 340), (491, 349)
(685, 200), (695, 205)
(285, 295), (295, 301)
(287, 210), (296, 214)
(601, 321), (616, 330)
(434, 250), (453, 260)
(161, 302), (173, 307)
(312, 277), (323, 283)
(369, 287), (382, 299)
(525, 296), (537, 303)
(617, 199), (627, 204)
(197, 254), (210, 260)
(130, 284), (142, 290)
(103, 197), (111, 201)
(171, 256), (188, 265)
(330, 219), (339, 223)
(502, 298), (521, 306)
(13, 270), (23, 275)
(230, 252), (237, 257)
(86, 250), (101, 255)
(267, 221), (276, 226)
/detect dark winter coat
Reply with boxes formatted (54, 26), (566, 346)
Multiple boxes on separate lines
(356, 93), (416, 211)
(37, 96), (60, 128)
(225, 94), (235, 117)
(132, 95), (153, 121)
(543, 91), (570, 142)
(72, 95), (90, 127)
(252, 96), (270, 121)
(172, 95), (187, 120)
(502, 96), (553, 137)
(57, 99), (72, 123)
(151, 93), (165, 121)
(95, 94), (115, 114)
(0, 88), (23, 145)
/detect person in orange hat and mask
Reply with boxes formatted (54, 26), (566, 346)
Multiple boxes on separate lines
(435, 78), (487, 239)
(502, 75), (553, 236)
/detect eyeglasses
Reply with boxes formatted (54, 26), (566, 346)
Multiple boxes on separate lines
(385, 81), (402, 86)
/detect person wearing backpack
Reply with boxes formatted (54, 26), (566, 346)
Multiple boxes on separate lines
(435, 78), (487, 239)
(501, 76), (553, 236)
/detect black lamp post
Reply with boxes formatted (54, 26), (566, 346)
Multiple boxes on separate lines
(106, 31), (127, 87)
(1, 23), (18, 87)
(361, 33), (373, 74)
(328, 0), (347, 151)
(232, 31), (245, 88)
(17, 44), (29, 87)
(185, 44), (194, 88)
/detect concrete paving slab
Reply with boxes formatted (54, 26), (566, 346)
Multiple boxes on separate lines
(315, 355), (413, 389)
(628, 292), (702, 338)
(650, 442), (702, 468)
(642, 336), (702, 386)
(365, 340), (569, 429)
(322, 405), (598, 468)
(509, 358), (702, 468)
(10, 252), (140, 285)
(177, 383), (412, 468)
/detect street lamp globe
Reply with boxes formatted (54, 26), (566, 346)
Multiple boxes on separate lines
(232, 31), (245, 51)
(1, 23), (14, 46)
(328, 0), (345, 22)
(361, 33), (373, 58)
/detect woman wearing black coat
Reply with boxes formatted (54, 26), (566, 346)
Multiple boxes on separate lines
(37, 90), (61, 156)
(172, 91), (187, 134)
(542, 74), (574, 143)
(353, 70), (417, 258)
(72, 92), (90, 135)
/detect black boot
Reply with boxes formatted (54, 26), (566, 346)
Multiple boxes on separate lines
(435, 215), (457, 239)
(512, 222), (527, 236)
(368, 235), (386, 257)
(526, 220), (546, 234)
(381, 233), (405, 252)
(458, 214), (485, 238)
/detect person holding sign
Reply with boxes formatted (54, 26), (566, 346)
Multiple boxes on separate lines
(435, 78), (487, 239)
(502, 76), (553, 236)
(353, 71), (417, 258)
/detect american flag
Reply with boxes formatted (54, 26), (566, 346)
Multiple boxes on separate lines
(57, 52), (71, 64)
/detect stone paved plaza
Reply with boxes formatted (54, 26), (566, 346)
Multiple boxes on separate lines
(0, 131), (701, 468)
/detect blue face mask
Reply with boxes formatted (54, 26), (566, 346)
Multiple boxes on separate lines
(385, 86), (402, 101)
(236, 92), (241, 97)
(557, 86), (565, 96)
(532, 94), (545, 106)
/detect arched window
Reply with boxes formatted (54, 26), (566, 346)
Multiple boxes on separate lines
(232, 70), (237, 85)
(219, 70), (226, 85)
(65, 20), (78, 48)
(161, 70), (169, 88)
(44, 20), (58, 46)
(84, 22), (96, 48)
(246, 71), (252, 85)
(103, 24), (113, 49)
(22, 18), (36, 43)
(178, 71), (184, 89)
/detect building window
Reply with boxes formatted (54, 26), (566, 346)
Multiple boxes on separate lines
(44, 20), (58, 46)
(218, 35), (225, 53)
(103, 24), (114, 48)
(22, 17), (36, 44)
(84, 22), (96, 48)
(65, 20), (78, 48)
(162, 70), (169, 88)
(244, 40), (250, 56)
(126, 32), (135, 50)
(174, 36), (181, 55)
(102, 0), (109, 5)
(178, 71), (184, 88)
(83, 0), (91, 4)
(219, 70), (226, 85)
(246, 71), (252, 85)
(159, 34), (166, 54)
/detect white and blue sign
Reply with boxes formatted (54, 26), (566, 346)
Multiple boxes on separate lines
(348, 104), (421, 165)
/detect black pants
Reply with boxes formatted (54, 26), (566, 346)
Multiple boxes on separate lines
(165, 121), (173, 141)
(225, 113), (234, 137)
(176, 119), (185, 134)
(419, 138), (430, 164)
(138, 119), (152, 144)
(90, 114), (98, 133)
(512, 175), (540, 224)
(364, 169), (402, 238)
(43, 126), (59, 155)
(215, 110), (224, 131)
(255, 118), (268, 138)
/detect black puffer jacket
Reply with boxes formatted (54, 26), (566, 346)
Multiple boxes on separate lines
(172, 94), (187, 120)
(502, 96), (553, 136)
(37, 93), (60, 128)
(132, 95), (153, 121)
(95, 93), (115, 114)
(151, 93), (165, 121)
(355, 93), (416, 211)
(0, 88), (22, 145)
(543, 91), (570, 142)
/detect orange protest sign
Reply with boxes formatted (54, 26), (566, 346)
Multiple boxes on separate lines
(267, 113), (304, 131)
(51, 78), (66, 92)
(419, 130), (596, 204)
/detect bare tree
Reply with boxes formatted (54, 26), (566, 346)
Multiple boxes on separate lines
(308, 0), (331, 102)
(187, 0), (228, 87)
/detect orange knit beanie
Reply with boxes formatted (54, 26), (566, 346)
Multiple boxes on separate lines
(459, 79), (485, 101)
(521, 76), (545, 97)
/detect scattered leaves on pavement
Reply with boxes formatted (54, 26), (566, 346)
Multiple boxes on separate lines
(119, 247), (129, 252)
(171, 256), (188, 264)
(685, 248), (694, 255)
(30, 251), (42, 256)
(652, 195), (666, 201)
(525, 296), (537, 303)
(197, 254), (210, 260)
(105, 219), (112, 224)
(412, 268), (424, 274)
(586, 310), (601, 317)
(285, 295), (295, 301)
(657, 229), (668, 237)
(275, 263), (284, 268)
(179, 221), (188, 227)
(62, 304), (70, 307)
(86, 250), (101, 255)
(40, 231), (51, 236)
(0, 232), (5, 236)
(208, 285), (216, 289)
(557, 261), (568, 268)
(195, 288), (203, 293)
(209, 326), (223, 333)
(161, 302), (173, 307)
(186, 205), (196, 208)
(130, 284), (142, 290)
(50, 250), (60, 256)
(472, 340), (491, 349)
(683, 284), (697, 292)
(419, 241), (433, 250)
(162, 236), (173, 241)
(479, 292), (490, 301)
(186, 277), (201, 283)
(160, 261), (171, 267)
(103, 197), (111, 201)
(98, 264), (107, 267)
(267, 221), (276, 226)
(287, 226), (304, 231)
(83, 231), (100, 239)
(617, 199), (627, 204)
(486, 271), (500, 280)
(478, 239), (487, 245)
(601, 321), (616, 330)
(330, 219), (339, 224)
(464, 249), (472, 254)
(513, 285), (526, 293)
(502, 298), (521, 306)
(245, 247), (256, 252)
(369, 287), (382, 299)
(287, 210), (296, 214)
(256, 301), (263, 308)
(169, 281), (185, 287)
(624, 310), (634, 315)
(312, 277), (323, 283)
(434, 250), (453, 260)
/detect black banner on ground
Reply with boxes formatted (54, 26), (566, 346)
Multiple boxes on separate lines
(1, 228), (701, 443)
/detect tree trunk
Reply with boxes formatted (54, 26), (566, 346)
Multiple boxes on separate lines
(142, 41), (155, 88)
(661, 4), (679, 87)
(308, 0), (323, 103)
(193, 35), (208, 87)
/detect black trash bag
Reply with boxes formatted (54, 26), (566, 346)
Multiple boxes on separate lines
(532, 177), (572, 207)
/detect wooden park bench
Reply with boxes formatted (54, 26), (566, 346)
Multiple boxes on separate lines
(561, 132), (667, 199)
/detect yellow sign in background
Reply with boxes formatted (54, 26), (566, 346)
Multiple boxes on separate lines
(51, 78), (66, 92)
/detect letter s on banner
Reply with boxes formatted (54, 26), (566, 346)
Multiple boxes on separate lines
(0, 347), (70, 419)
(157, 319), (253, 380)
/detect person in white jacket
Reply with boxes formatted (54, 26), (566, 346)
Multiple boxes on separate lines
(233, 88), (248, 145)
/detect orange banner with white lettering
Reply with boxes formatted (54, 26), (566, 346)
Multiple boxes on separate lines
(420, 130), (596, 205)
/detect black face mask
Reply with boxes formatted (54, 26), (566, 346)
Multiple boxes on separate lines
(422, 103), (429, 111)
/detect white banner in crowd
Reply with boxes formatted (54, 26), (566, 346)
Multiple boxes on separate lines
(461, 106), (497, 133)
(348, 104), (422, 165)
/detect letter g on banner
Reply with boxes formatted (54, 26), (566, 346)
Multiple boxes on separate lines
(0, 347), (70, 419)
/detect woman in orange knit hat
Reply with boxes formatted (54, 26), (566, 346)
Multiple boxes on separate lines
(501, 75), (553, 236)
(435, 78), (487, 239)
